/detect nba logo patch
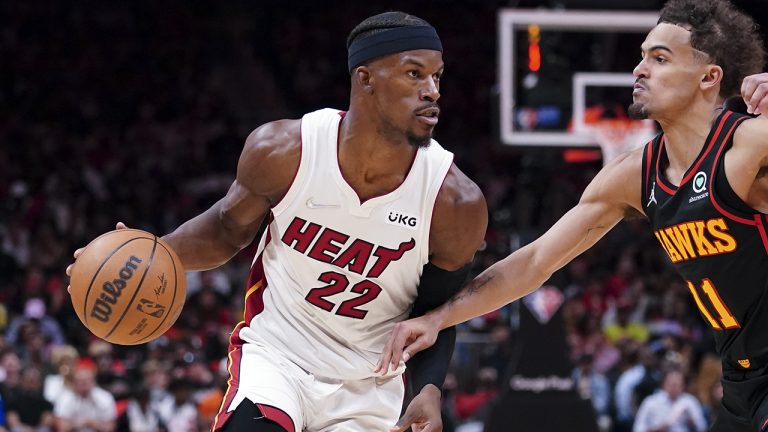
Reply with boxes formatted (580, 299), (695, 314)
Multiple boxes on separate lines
(523, 285), (564, 324)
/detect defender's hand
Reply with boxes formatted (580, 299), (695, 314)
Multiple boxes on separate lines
(742, 72), (768, 116)
(390, 385), (443, 432)
(66, 222), (128, 293)
(375, 314), (441, 375)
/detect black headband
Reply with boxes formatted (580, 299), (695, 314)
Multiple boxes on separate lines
(347, 26), (443, 72)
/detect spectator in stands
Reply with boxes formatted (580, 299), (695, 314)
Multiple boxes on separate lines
(54, 367), (117, 432)
(196, 363), (228, 432)
(5, 367), (54, 432)
(453, 367), (499, 422)
(0, 351), (21, 398)
(155, 378), (196, 432)
(573, 353), (611, 427)
(691, 354), (723, 426)
(87, 341), (127, 399)
(139, 360), (170, 410)
(116, 386), (163, 432)
(614, 346), (657, 432)
(5, 298), (64, 351)
(604, 299), (649, 345)
(42, 345), (78, 404)
(633, 369), (707, 432)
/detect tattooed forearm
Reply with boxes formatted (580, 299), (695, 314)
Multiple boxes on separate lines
(449, 273), (494, 307)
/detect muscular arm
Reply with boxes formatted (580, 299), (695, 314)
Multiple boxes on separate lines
(162, 120), (300, 271)
(428, 165), (488, 272)
(433, 150), (642, 329)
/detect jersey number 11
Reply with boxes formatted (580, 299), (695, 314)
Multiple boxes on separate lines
(687, 279), (740, 330)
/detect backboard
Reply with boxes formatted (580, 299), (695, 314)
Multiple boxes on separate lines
(498, 9), (660, 147)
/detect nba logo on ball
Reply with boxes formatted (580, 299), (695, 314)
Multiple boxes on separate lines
(69, 229), (186, 345)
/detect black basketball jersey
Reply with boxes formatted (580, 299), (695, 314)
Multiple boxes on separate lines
(641, 110), (768, 370)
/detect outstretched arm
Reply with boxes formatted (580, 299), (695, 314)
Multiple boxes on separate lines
(378, 149), (643, 370)
(440, 189), (625, 327)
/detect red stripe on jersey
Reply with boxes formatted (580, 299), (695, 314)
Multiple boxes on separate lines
(655, 113), (730, 194)
(681, 111), (731, 185)
(655, 137), (677, 195)
(256, 403), (297, 432)
(211, 324), (246, 431)
(709, 116), (754, 225)
(244, 227), (272, 323)
(758, 216), (768, 255)
(644, 140), (654, 196)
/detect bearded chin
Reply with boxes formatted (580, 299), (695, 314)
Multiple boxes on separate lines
(628, 103), (649, 120)
(406, 131), (432, 148)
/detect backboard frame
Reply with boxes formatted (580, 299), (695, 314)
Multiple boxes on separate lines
(498, 9), (659, 147)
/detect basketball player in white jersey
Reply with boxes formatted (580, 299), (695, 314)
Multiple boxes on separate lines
(67, 11), (487, 432)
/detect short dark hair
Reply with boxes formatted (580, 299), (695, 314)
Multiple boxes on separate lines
(659, 0), (766, 98)
(346, 11), (431, 49)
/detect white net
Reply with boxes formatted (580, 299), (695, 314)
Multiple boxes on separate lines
(586, 119), (657, 165)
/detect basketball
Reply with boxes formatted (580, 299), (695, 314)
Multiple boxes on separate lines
(69, 229), (186, 345)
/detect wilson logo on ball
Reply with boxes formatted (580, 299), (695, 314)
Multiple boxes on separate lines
(90, 255), (143, 322)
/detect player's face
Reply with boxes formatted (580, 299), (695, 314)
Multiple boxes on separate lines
(369, 50), (444, 148)
(630, 23), (709, 120)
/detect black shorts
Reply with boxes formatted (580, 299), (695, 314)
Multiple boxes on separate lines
(711, 360), (768, 432)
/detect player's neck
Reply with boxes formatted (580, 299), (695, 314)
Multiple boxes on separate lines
(659, 102), (723, 173)
(337, 109), (418, 199)
(341, 109), (417, 161)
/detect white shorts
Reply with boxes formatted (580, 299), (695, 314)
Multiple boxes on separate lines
(212, 341), (406, 432)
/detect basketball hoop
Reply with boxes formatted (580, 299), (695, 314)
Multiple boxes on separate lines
(585, 118), (656, 165)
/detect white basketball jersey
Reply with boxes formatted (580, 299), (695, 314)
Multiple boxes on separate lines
(236, 108), (453, 380)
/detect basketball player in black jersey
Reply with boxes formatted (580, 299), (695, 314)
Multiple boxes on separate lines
(376, 1), (768, 431)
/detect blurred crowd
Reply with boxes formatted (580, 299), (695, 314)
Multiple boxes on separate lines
(0, 1), (753, 431)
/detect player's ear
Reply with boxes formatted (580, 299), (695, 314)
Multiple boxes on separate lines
(701, 64), (723, 91)
(352, 66), (374, 94)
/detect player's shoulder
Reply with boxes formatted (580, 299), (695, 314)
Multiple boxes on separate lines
(733, 116), (768, 148)
(581, 145), (646, 213)
(436, 164), (487, 218)
(237, 119), (302, 201)
(239, 119), (301, 169)
(429, 164), (488, 267)
(602, 145), (645, 180)
(244, 118), (302, 155)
